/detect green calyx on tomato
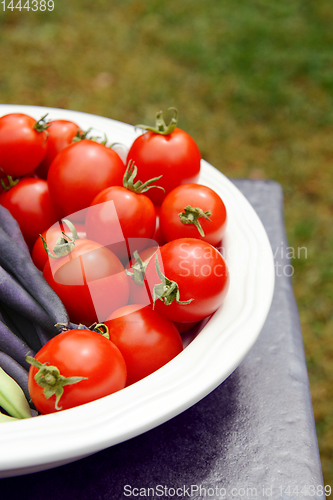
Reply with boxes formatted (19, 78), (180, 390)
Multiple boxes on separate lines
(25, 355), (87, 411)
(123, 160), (165, 194)
(33, 113), (51, 137)
(152, 254), (194, 307)
(84, 132), (110, 145)
(178, 205), (212, 237)
(40, 218), (79, 259)
(0, 174), (20, 191)
(71, 129), (114, 146)
(71, 127), (93, 142)
(125, 250), (149, 286)
(89, 323), (110, 340)
(136, 107), (178, 136)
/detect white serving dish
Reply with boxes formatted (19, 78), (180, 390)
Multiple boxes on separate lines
(0, 105), (275, 477)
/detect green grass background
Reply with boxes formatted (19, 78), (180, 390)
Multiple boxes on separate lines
(1, 0), (332, 485)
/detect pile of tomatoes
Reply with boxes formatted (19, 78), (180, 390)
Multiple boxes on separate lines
(0, 108), (230, 415)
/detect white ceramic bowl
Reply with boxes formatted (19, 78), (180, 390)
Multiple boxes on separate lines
(0, 105), (275, 477)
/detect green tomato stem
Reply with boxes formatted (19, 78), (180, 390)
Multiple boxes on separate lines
(71, 127), (92, 142)
(135, 107), (178, 136)
(125, 250), (150, 286)
(89, 323), (110, 340)
(123, 160), (165, 194)
(34, 113), (51, 134)
(26, 355), (87, 411)
(0, 175), (20, 191)
(40, 219), (80, 259)
(152, 254), (194, 307)
(178, 205), (211, 237)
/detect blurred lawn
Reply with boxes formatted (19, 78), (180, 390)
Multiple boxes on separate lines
(1, 0), (332, 484)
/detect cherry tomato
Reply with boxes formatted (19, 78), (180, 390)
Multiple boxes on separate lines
(36, 119), (80, 179)
(104, 304), (183, 386)
(43, 238), (129, 325)
(47, 140), (125, 219)
(126, 109), (201, 205)
(145, 238), (229, 323)
(32, 222), (86, 271)
(28, 328), (127, 414)
(0, 178), (59, 250)
(0, 113), (48, 177)
(160, 184), (227, 246)
(85, 186), (157, 261)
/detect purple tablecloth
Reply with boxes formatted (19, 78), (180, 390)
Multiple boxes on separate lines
(1, 180), (325, 500)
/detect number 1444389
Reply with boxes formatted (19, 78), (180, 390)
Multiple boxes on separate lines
(1, 0), (54, 11)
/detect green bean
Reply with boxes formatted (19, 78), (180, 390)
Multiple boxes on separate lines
(0, 366), (31, 419)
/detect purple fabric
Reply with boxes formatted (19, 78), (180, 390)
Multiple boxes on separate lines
(1, 180), (325, 500)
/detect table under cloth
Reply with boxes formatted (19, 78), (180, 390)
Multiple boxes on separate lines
(1, 180), (326, 500)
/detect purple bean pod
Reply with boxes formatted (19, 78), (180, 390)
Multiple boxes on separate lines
(0, 226), (69, 328)
(0, 205), (31, 257)
(0, 351), (30, 401)
(0, 319), (34, 370)
(0, 266), (57, 334)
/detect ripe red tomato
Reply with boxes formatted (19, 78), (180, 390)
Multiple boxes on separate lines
(27, 328), (127, 414)
(104, 304), (183, 386)
(0, 113), (48, 177)
(145, 238), (229, 322)
(160, 184), (227, 246)
(32, 222), (86, 271)
(0, 178), (59, 250)
(85, 186), (157, 261)
(47, 140), (125, 218)
(43, 238), (129, 325)
(36, 119), (80, 179)
(126, 109), (201, 205)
